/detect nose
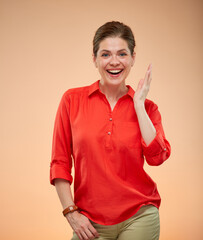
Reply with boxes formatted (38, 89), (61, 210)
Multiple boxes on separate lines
(110, 55), (120, 66)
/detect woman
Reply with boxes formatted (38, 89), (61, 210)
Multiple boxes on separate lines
(50, 21), (171, 240)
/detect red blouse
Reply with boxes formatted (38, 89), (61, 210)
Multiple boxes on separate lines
(50, 80), (171, 225)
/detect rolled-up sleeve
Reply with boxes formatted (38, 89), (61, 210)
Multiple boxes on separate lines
(141, 102), (171, 166)
(50, 93), (73, 185)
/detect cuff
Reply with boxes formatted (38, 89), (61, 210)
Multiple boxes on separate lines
(141, 131), (167, 157)
(50, 164), (73, 186)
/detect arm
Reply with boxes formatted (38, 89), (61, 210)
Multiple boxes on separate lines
(134, 102), (156, 146)
(134, 64), (171, 165)
(135, 101), (171, 165)
(54, 179), (99, 240)
(50, 93), (98, 240)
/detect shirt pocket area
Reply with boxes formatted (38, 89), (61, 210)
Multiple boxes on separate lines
(114, 122), (142, 149)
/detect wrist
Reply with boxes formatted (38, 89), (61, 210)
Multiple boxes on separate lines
(134, 101), (145, 111)
(65, 209), (80, 220)
(63, 205), (79, 217)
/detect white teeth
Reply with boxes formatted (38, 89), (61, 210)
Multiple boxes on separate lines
(107, 70), (122, 73)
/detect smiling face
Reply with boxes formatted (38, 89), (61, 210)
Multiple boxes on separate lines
(93, 37), (135, 87)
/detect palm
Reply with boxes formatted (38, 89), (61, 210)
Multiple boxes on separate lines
(134, 64), (152, 104)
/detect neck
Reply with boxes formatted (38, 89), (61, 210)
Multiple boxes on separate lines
(99, 80), (128, 102)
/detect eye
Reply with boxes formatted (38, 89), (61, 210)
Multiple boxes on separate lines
(119, 52), (127, 56)
(101, 53), (109, 57)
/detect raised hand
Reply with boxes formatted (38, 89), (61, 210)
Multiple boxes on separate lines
(133, 64), (152, 106)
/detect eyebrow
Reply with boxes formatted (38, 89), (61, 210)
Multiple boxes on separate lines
(100, 49), (128, 53)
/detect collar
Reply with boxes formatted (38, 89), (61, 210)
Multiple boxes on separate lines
(88, 80), (135, 99)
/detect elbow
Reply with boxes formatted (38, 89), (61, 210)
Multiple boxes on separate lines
(146, 157), (164, 166)
(50, 160), (73, 186)
(145, 149), (171, 166)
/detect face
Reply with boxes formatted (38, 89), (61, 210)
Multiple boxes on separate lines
(93, 37), (135, 87)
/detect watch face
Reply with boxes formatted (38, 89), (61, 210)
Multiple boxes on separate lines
(63, 205), (78, 216)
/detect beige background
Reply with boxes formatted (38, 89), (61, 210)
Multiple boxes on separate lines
(1, 0), (202, 239)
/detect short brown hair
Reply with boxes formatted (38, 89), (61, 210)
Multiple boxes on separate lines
(93, 21), (136, 57)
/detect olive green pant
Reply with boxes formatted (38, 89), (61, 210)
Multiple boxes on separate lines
(72, 205), (160, 240)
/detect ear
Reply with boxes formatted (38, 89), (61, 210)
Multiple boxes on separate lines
(131, 52), (136, 66)
(92, 53), (98, 68)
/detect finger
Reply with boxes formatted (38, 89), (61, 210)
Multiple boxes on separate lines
(88, 224), (99, 237)
(149, 69), (152, 83)
(80, 231), (89, 240)
(145, 65), (152, 85)
(147, 67), (152, 84)
(146, 63), (152, 75)
(85, 228), (97, 239)
(144, 68), (150, 84)
(77, 232), (83, 240)
(148, 63), (152, 70)
(137, 78), (145, 90)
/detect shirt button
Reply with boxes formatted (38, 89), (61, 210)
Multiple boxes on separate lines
(109, 118), (112, 121)
(163, 148), (167, 151)
(107, 132), (111, 135)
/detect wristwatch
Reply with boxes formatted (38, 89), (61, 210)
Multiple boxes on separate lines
(62, 205), (78, 216)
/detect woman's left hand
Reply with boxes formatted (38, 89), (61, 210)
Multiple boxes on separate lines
(133, 64), (152, 106)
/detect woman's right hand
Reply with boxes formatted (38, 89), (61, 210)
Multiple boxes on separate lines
(66, 211), (99, 240)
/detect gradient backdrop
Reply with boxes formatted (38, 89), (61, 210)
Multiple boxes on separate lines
(1, 0), (202, 239)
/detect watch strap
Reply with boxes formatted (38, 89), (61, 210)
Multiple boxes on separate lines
(63, 205), (78, 216)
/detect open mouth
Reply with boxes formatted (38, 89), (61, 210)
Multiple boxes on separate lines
(106, 69), (123, 75)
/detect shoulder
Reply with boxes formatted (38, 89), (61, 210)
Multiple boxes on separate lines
(60, 84), (92, 104)
(63, 85), (90, 97)
(61, 80), (99, 102)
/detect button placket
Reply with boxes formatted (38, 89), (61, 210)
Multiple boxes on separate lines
(105, 113), (113, 148)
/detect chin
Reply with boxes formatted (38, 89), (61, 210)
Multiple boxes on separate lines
(106, 78), (125, 86)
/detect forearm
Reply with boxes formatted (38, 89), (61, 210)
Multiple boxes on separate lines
(134, 102), (156, 146)
(54, 178), (99, 239)
(54, 178), (74, 209)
